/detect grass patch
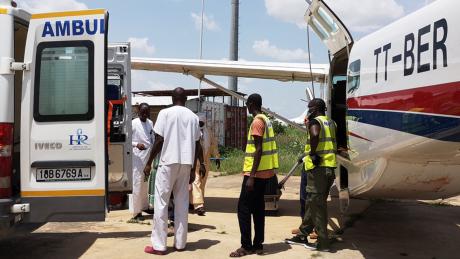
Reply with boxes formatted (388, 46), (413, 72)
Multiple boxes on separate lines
(210, 126), (307, 176)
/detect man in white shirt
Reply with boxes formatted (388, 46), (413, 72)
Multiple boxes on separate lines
(143, 87), (205, 255)
(130, 103), (154, 222)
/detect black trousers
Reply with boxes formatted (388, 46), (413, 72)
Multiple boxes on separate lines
(300, 166), (308, 219)
(237, 176), (267, 250)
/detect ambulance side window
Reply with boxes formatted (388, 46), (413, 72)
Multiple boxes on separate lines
(347, 59), (361, 94)
(33, 41), (94, 122)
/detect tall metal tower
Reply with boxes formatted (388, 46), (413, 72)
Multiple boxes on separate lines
(228, 0), (239, 105)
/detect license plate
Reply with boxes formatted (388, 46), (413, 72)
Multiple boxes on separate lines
(36, 167), (91, 182)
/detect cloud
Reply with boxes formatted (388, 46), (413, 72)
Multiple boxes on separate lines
(128, 37), (155, 56)
(252, 40), (310, 61)
(131, 71), (177, 91)
(18, 0), (88, 13)
(324, 0), (405, 33)
(264, 0), (309, 28)
(191, 12), (220, 31)
(264, 0), (405, 33)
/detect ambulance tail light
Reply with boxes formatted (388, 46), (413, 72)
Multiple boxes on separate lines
(0, 123), (13, 198)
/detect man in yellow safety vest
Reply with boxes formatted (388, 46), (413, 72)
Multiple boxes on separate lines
(230, 93), (279, 257)
(285, 98), (337, 252)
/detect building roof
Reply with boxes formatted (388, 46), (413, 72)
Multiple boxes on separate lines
(132, 95), (199, 106)
(132, 88), (245, 97)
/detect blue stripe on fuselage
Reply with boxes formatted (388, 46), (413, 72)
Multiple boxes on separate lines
(348, 109), (460, 142)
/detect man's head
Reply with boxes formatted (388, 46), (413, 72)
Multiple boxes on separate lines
(307, 98), (326, 120)
(172, 87), (187, 106)
(138, 103), (150, 122)
(246, 93), (262, 114)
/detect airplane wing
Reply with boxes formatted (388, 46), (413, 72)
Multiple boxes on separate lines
(130, 58), (329, 131)
(131, 58), (329, 83)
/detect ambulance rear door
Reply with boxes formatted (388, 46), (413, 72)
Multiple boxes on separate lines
(20, 10), (108, 222)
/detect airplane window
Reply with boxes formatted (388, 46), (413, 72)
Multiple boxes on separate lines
(347, 59), (361, 94)
(318, 7), (338, 33)
(311, 17), (329, 40)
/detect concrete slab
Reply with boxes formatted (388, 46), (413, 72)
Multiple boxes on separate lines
(0, 174), (458, 259)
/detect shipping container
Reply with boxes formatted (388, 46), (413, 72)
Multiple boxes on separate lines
(201, 101), (226, 146)
(225, 106), (247, 150)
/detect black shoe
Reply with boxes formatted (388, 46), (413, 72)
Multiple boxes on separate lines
(134, 213), (144, 221)
(304, 243), (330, 252)
(143, 209), (154, 215)
(284, 235), (309, 246)
(127, 213), (143, 223)
(195, 207), (206, 216)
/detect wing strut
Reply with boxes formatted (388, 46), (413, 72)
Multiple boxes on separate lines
(193, 74), (307, 132)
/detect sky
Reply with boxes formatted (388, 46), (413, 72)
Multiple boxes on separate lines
(18, 0), (436, 118)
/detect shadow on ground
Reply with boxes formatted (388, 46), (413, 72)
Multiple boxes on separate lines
(0, 230), (151, 259)
(184, 239), (220, 251)
(262, 242), (292, 255)
(331, 200), (460, 259)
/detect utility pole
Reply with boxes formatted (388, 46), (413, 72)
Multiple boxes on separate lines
(198, 0), (205, 111)
(228, 0), (239, 105)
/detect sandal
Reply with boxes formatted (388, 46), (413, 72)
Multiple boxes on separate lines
(229, 247), (253, 257)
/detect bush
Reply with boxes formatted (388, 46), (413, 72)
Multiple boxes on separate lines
(211, 126), (308, 176)
(210, 146), (244, 175)
(247, 113), (287, 135)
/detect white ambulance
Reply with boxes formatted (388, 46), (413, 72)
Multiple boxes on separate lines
(0, 1), (132, 233)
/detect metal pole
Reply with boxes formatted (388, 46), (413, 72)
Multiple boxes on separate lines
(198, 0), (205, 111)
(199, 0), (204, 60)
(228, 0), (239, 105)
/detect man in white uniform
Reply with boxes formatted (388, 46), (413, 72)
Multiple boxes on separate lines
(130, 103), (154, 222)
(143, 87), (205, 255)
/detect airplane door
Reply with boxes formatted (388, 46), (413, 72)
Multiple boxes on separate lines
(20, 10), (108, 222)
(305, 0), (353, 55)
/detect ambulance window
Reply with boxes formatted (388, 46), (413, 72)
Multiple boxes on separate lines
(347, 59), (361, 94)
(34, 41), (94, 122)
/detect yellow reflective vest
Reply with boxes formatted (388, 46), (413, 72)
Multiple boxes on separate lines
(304, 116), (337, 170)
(243, 114), (279, 172)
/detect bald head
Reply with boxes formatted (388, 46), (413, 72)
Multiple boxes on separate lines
(172, 87), (187, 106)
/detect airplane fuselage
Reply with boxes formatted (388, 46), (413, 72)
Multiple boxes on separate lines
(342, 0), (460, 199)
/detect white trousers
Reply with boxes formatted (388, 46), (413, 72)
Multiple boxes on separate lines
(151, 163), (191, 251)
(132, 168), (148, 216)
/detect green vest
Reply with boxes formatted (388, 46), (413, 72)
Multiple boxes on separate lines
(243, 114), (279, 172)
(304, 116), (337, 170)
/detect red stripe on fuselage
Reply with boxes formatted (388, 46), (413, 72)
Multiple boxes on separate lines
(347, 81), (460, 116)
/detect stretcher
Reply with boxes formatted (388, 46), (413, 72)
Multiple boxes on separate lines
(264, 161), (302, 214)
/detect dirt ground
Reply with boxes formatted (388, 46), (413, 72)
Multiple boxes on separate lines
(1, 174), (460, 259)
